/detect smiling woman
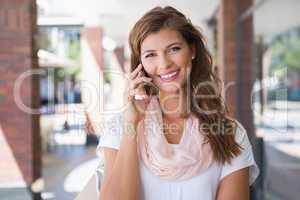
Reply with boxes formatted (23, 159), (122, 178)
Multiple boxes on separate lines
(140, 28), (194, 93)
(97, 6), (259, 200)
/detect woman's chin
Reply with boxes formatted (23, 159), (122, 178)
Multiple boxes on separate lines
(155, 77), (186, 94)
(158, 84), (181, 94)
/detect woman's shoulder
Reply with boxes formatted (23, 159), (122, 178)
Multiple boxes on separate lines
(219, 118), (260, 185)
(224, 117), (248, 145)
(234, 120), (247, 139)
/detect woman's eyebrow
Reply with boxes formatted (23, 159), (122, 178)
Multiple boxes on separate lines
(142, 42), (183, 55)
(142, 49), (155, 56)
(166, 42), (182, 48)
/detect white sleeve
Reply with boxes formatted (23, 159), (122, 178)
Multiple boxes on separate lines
(96, 113), (123, 156)
(220, 122), (260, 186)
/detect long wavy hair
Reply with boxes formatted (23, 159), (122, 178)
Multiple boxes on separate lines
(128, 6), (242, 164)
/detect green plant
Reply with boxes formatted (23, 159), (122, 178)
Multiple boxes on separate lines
(270, 34), (300, 77)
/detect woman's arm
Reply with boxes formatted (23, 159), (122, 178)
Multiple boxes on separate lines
(99, 132), (140, 200)
(99, 63), (152, 200)
(216, 167), (250, 200)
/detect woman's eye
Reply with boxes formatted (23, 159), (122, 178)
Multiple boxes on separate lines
(145, 53), (155, 58)
(169, 46), (181, 53)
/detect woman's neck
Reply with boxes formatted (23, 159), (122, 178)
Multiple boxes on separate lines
(158, 89), (189, 120)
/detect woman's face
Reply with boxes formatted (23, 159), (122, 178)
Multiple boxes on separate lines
(140, 28), (195, 93)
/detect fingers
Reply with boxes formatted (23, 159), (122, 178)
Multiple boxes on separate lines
(129, 64), (143, 79)
(125, 64), (153, 102)
(130, 77), (152, 89)
(127, 76), (152, 101)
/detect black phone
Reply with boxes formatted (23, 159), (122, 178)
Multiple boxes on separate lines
(139, 64), (158, 96)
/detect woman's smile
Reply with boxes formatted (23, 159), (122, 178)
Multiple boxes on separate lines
(159, 69), (180, 82)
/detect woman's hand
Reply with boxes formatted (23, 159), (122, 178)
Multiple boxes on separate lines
(123, 64), (152, 132)
(100, 65), (149, 200)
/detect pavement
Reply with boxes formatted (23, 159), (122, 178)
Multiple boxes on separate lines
(39, 103), (100, 200)
(263, 141), (300, 200)
(254, 101), (300, 200)
(42, 145), (99, 200)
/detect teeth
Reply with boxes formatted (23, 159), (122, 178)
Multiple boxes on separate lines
(160, 71), (178, 79)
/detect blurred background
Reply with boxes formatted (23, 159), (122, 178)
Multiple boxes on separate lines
(0, 0), (299, 199)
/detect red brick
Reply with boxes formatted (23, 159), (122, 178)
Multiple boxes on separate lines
(0, 0), (41, 186)
(218, 0), (255, 140)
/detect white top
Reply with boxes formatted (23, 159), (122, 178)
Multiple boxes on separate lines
(96, 114), (259, 200)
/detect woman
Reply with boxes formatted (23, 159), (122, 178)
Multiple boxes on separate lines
(97, 6), (259, 200)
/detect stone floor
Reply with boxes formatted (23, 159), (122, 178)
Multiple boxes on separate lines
(42, 145), (98, 200)
(0, 188), (32, 200)
(263, 141), (300, 200)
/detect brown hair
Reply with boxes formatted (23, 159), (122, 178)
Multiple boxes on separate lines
(128, 6), (242, 164)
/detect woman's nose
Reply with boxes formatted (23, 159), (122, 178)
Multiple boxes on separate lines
(157, 54), (172, 69)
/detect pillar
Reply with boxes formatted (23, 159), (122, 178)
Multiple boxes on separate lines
(218, 0), (256, 142)
(0, 0), (41, 199)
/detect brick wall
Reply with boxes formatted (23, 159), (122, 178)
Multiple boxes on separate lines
(218, 0), (255, 140)
(0, 0), (41, 187)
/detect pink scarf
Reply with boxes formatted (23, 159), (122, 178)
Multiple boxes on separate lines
(137, 96), (214, 181)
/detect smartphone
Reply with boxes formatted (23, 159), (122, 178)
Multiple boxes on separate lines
(135, 64), (158, 99)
